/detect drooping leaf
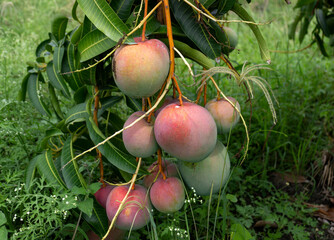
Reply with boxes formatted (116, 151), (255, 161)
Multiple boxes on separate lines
(72, 0), (81, 23)
(218, 0), (237, 15)
(314, 32), (329, 57)
(51, 15), (68, 41)
(27, 73), (51, 116)
(80, 59), (97, 85)
(125, 95), (141, 112)
(62, 42), (83, 90)
(110, 0), (135, 22)
(61, 137), (87, 189)
(77, 0), (133, 43)
(288, 12), (303, 40)
(35, 39), (51, 57)
(299, 16), (312, 44)
(85, 115), (140, 174)
(46, 61), (71, 98)
(78, 29), (117, 62)
(99, 96), (123, 114)
(81, 200), (109, 237)
(39, 127), (64, 151)
(54, 44), (65, 73)
(170, 0), (221, 59)
(199, 0), (216, 9)
(48, 84), (64, 119)
(172, 39), (215, 69)
(25, 156), (38, 190)
(65, 103), (89, 125)
(316, 8), (330, 37)
(74, 85), (88, 103)
(18, 73), (30, 101)
(71, 25), (83, 44)
(232, 3), (271, 63)
(36, 150), (67, 189)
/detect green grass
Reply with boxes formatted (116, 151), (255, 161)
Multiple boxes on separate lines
(1, 0), (334, 239)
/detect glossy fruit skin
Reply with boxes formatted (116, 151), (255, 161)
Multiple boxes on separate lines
(223, 27), (238, 53)
(94, 184), (115, 209)
(178, 141), (230, 196)
(150, 177), (185, 213)
(112, 38), (169, 98)
(205, 97), (240, 134)
(105, 185), (151, 230)
(154, 102), (217, 162)
(143, 159), (178, 188)
(123, 111), (158, 158)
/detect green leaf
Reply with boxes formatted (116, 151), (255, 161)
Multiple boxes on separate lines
(36, 150), (67, 189)
(48, 84), (64, 119)
(0, 226), (8, 240)
(71, 186), (88, 195)
(65, 103), (89, 125)
(27, 73), (51, 116)
(25, 156), (39, 190)
(110, 0), (135, 22)
(78, 29), (117, 62)
(72, 1), (81, 23)
(294, 0), (315, 8)
(100, 96), (123, 114)
(36, 39), (51, 57)
(226, 194), (238, 203)
(171, 39), (215, 69)
(199, 0), (216, 8)
(77, 0), (133, 43)
(63, 42), (83, 91)
(125, 95), (141, 112)
(230, 223), (252, 240)
(61, 137), (87, 190)
(39, 128), (64, 150)
(314, 32), (329, 57)
(78, 198), (94, 217)
(52, 15), (69, 41)
(46, 61), (71, 98)
(88, 182), (101, 194)
(170, 0), (221, 59)
(316, 9), (330, 37)
(232, 3), (271, 63)
(71, 25), (83, 45)
(74, 85), (88, 103)
(82, 200), (109, 237)
(54, 44), (65, 73)
(218, 0), (236, 15)
(0, 211), (7, 226)
(18, 73), (30, 101)
(85, 116), (140, 174)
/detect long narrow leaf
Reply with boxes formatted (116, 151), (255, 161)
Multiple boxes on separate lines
(37, 150), (67, 189)
(170, 0), (221, 59)
(62, 42), (83, 90)
(77, 0), (133, 43)
(86, 116), (140, 174)
(25, 156), (38, 190)
(27, 73), (51, 116)
(110, 0), (135, 22)
(78, 29), (117, 62)
(61, 137), (87, 189)
(46, 61), (71, 98)
(52, 15), (68, 41)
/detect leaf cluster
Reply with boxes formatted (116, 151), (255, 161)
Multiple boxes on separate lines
(289, 0), (334, 57)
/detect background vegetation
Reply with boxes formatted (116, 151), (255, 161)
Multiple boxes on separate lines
(0, 0), (333, 239)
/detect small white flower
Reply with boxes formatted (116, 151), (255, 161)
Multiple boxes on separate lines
(27, 211), (30, 215)
(66, 201), (69, 204)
